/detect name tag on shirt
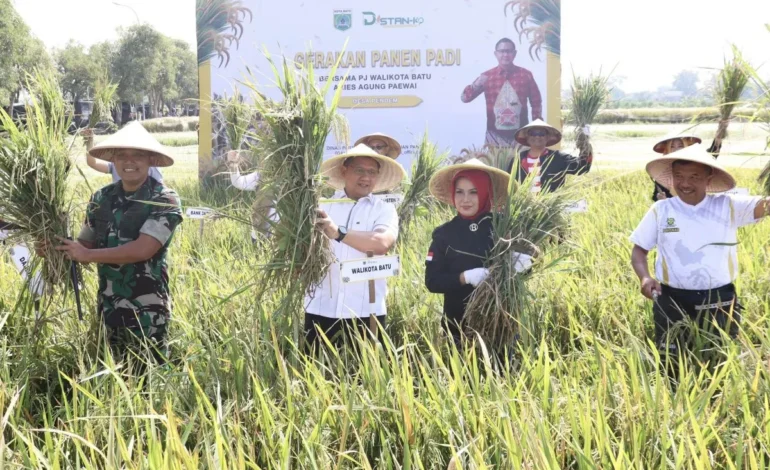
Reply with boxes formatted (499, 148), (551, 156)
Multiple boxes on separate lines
(565, 199), (588, 213)
(724, 187), (749, 196)
(340, 255), (400, 283)
(185, 207), (216, 219)
(374, 193), (404, 207)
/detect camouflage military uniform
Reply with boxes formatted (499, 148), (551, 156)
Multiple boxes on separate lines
(77, 176), (183, 365)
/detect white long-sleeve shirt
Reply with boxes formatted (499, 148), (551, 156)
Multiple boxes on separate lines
(230, 169), (259, 191)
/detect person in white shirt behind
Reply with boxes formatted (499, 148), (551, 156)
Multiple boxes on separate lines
(630, 143), (770, 378)
(307, 144), (406, 351)
(225, 150), (277, 241)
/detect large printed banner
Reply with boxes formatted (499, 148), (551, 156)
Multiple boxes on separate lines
(197, 0), (561, 176)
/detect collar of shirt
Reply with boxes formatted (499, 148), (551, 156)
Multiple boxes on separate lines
(117, 177), (153, 201)
(332, 189), (374, 202)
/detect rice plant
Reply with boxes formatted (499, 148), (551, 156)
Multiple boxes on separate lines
(568, 70), (611, 158)
(88, 74), (118, 129)
(242, 50), (348, 346)
(196, 0), (252, 67)
(710, 45), (751, 158)
(0, 69), (74, 288)
(463, 172), (570, 354)
(504, 0), (561, 60)
(217, 88), (253, 152)
(397, 131), (447, 233)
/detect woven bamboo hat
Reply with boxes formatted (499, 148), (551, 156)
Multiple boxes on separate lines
(89, 121), (174, 167)
(429, 158), (511, 206)
(652, 132), (702, 154)
(646, 143), (735, 193)
(321, 144), (406, 193)
(514, 119), (562, 146)
(354, 133), (402, 159)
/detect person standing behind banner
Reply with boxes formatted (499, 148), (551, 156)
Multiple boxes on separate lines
(425, 159), (532, 345)
(461, 38), (543, 147)
(506, 119), (592, 193)
(355, 132), (402, 160)
(649, 133), (701, 201)
(306, 144), (406, 351)
(630, 143), (770, 384)
(82, 129), (164, 183)
(51, 122), (183, 375)
(354, 132), (403, 196)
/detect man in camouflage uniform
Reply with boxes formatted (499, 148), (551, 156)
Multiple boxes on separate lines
(56, 122), (182, 372)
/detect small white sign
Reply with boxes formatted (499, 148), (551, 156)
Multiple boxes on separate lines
(185, 207), (216, 219)
(565, 199), (588, 214)
(8, 243), (45, 296)
(724, 187), (750, 196)
(374, 193), (404, 207)
(340, 255), (400, 284)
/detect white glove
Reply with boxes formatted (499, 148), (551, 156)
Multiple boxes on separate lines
(463, 267), (489, 287)
(511, 252), (534, 273)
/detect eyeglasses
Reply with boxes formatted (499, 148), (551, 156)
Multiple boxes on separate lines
(495, 48), (515, 54)
(528, 131), (547, 137)
(351, 167), (379, 177)
(370, 144), (389, 151)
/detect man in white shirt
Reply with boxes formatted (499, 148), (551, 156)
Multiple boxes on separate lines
(630, 144), (769, 360)
(306, 144), (406, 350)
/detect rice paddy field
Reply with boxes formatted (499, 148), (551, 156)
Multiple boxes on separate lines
(1, 123), (770, 468)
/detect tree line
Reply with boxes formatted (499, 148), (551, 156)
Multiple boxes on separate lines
(1, 0), (197, 122)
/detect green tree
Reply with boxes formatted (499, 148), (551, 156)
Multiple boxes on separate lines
(113, 24), (175, 119)
(672, 70), (699, 97)
(54, 40), (95, 112)
(170, 39), (198, 114)
(0, 0), (53, 109)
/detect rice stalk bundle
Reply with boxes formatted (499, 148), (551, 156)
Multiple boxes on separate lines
(569, 71), (611, 158)
(463, 173), (569, 354)
(219, 89), (253, 152)
(709, 45), (750, 158)
(88, 74), (118, 129)
(0, 69), (74, 287)
(397, 132), (446, 232)
(244, 51), (348, 314)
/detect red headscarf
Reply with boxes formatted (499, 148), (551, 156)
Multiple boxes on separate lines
(452, 169), (492, 220)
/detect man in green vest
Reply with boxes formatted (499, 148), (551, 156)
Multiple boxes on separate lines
(55, 122), (183, 374)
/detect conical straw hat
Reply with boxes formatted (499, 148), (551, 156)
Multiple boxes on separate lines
(514, 119), (562, 146)
(321, 144), (406, 193)
(429, 158), (511, 207)
(89, 121), (175, 167)
(646, 143), (735, 193)
(354, 132), (402, 159)
(652, 131), (702, 154)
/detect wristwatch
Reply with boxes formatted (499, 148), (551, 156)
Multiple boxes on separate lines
(336, 226), (347, 242)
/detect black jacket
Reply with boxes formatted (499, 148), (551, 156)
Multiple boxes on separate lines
(506, 149), (592, 192)
(425, 213), (495, 325)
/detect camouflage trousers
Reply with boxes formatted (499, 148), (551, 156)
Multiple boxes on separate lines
(103, 307), (170, 377)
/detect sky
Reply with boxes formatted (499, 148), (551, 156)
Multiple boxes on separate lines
(12, 0), (770, 93)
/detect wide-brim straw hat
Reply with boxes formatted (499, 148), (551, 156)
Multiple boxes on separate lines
(429, 158), (511, 207)
(514, 119), (562, 146)
(89, 121), (175, 167)
(652, 132), (702, 154)
(646, 143), (735, 193)
(321, 144), (406, 193)
(354, 132), (402, 159)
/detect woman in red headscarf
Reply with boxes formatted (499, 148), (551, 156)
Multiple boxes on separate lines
(425, 159), (516, 344)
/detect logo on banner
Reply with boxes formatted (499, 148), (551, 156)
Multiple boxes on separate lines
(363, 11), (425, 28)
(333, 9), (353, 31)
